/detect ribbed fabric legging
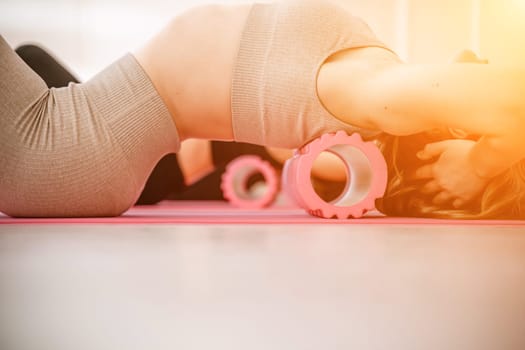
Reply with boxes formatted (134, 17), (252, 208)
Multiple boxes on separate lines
(14, 43), (186, 205)
(0, 36), (180, 217)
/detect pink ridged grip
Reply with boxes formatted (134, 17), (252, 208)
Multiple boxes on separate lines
(282, 131), (388, 219)
(221, 155), (279, 209)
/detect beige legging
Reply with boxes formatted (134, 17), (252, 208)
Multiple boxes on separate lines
(0, 36), (180, 217)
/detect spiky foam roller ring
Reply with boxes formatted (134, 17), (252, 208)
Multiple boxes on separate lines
(282, 131), (388, 219)
(221, 155), (279, 209)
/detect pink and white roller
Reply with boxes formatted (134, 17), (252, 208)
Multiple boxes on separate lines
(282, 131), (388, 219)
(221, 155), (279, 209)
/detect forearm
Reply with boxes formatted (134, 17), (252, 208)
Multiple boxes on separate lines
(0, 36), (179, 216)
(361, 64), (523, 133)
(359, 63), (525, 176)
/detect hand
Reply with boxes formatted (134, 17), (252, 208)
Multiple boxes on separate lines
(414, 139), (491, 208)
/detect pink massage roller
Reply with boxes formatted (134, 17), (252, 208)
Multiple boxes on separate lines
(282, 131), (388, 219)
(221, 155), (279, 209)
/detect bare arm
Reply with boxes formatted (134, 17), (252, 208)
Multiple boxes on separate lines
(320, 60), (525, 178)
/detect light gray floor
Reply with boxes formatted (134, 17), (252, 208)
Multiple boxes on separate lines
(1, 223), (525, 350)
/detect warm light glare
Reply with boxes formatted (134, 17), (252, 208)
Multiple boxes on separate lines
(3, 0), (525, 72)
(514, 0), (525, 10)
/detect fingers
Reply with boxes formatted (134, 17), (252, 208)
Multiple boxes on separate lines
(416, 172), (455, 205)
(418, 179), (469, 208)
(433, 192), (469, 208)
(452, 198), (466, 208)
(420, 180), (441, 194)
(432, 191), (455, 205)
(419, 178), (468, 208)
(416, 141), (448, 161)
(414, 164), (434, 179)
(434, 195), (469, 208)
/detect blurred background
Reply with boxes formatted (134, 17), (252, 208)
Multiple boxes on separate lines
(1, 0), (525, 80)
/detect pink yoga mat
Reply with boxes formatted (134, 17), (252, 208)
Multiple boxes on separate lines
(1, 201), (524, 226)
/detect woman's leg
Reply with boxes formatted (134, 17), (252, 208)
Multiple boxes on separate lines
(1, 35), (180, 217)
(15, 44), (281, 204)
(15, 44), (186, 205)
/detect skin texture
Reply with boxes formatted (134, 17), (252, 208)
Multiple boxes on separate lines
(134, 3), (525, 208)
(135, 4), (252, 141)
(318, 52), (525, 206)
(177, 139), (215, 185)
(415, 139), (489, 208)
